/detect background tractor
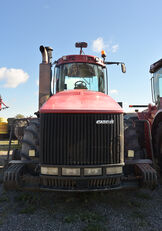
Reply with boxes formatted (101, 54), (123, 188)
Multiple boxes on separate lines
(130, 59), (162, 172)
(3, 42), (158, 191)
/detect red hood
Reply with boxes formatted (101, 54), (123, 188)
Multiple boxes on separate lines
(40, 90), (123, 114)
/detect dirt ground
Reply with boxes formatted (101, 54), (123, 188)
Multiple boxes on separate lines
(0, 146), (162, 231)
(0, 168), (162, 231)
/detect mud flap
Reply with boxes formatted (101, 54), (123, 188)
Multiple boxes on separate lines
(135, 163), (157, 187)
(3, 163), (26, 190)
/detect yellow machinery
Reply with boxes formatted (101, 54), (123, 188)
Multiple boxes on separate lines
(0, 117), (8, 137)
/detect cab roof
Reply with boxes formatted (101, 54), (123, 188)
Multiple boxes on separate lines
(55, 55), (106, 67)
(150, 59), (162, 73)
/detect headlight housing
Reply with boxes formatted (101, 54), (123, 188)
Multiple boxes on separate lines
(84, 168), (102, 176)
(62, 168), (80, 176)
(106, 166), (122, 175)
(41, 167), (58, 175)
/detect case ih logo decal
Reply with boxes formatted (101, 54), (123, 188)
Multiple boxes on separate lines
(96, 120), (114, 124)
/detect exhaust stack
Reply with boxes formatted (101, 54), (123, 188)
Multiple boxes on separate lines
(40, 46), (48, 63)
(39, 45), (53, 109)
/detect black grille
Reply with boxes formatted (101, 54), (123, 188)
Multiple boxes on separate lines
(40, 113), (123, 165)
(40, 176), (121, 190)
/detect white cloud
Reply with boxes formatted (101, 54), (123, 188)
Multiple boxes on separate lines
(92, 37), (107, 53)
(111, 44), (119, 53)
(36, 79), (39, 86)
(0, 68), (6, 80)
(0, 67), (29, 88)
(109, 89), (118, 94)
(92, 37), (119, 54)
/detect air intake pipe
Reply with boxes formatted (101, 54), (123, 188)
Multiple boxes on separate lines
(39, 45), (53, 109)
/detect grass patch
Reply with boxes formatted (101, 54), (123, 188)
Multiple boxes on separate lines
(20, 205), (36, 214)
(139, 220), (147, 227)
(79, 211), (103, 223)
(0, 193), (9, 203)
(15, 192), (40, 214)
(64, 214), (79, 223)
(82, 223), (106, 231)
(14, 192), (62, 215)
(0, 219), (3, 226)
(97, 190), (133, 208)
(63, 210), (104, 224)
(14, 192), (39, 204)
(131, 210), (145, 220)
(0, 209), (8, 226)
(79, 210), (106, 231)
(63, 208), (106, 231)
(134, 191), (152, 200)
(128, 200), (142, 208)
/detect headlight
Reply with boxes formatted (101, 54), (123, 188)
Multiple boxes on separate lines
(106, 166), (122, 175)
(29, 149), (35, 157)
(41, 167), (58, 175)
(84, 168), (102, 176)
(62, 168), (80, 176)
(128, 150), (134, 158)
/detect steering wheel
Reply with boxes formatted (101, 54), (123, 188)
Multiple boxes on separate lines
(74, 80), (87, 89)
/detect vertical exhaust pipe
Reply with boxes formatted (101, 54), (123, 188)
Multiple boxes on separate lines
(40, 46), (48, 63)
(39, 45), (53, 109)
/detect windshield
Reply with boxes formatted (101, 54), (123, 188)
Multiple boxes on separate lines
(55, 63), (106, 93)
(153, 68), (162, 103)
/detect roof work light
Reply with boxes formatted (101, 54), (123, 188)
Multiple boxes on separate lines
(75, 42), (88, 55)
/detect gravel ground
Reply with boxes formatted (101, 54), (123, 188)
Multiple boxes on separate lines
(0, 171), (162, 231)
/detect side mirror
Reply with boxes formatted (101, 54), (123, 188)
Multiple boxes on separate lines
(121, 63), (126, 73)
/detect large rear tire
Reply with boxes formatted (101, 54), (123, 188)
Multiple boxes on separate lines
(124, 117), (144, 159)
(21, 118), (40, 160)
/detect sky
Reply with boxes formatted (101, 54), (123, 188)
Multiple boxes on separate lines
(0, 0), (162, 118)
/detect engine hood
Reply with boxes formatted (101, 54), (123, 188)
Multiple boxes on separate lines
(40, 90), (123, 114)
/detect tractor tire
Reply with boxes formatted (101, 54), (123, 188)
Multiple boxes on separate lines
(12, 148), (21, 160)
(124, 118), (144, 159)
(20, 118), (40, 160)
(154, 122), (162, 171)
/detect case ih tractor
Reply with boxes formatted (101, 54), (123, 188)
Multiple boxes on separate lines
(130, 59), (162, 172)
(3, 43), (158, 191)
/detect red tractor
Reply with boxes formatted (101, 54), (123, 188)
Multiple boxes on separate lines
(130, 59), (162, 171)
(3, 43), (158, 191)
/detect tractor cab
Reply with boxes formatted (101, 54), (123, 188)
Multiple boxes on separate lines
(150, 59), (162, 108)
(54, 42), (107, 95)
(54, 55), (107, 94)
(53, 42), (126, 96)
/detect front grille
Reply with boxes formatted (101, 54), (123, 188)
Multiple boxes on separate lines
(40, 176), (121, 190)
(40, 113), (123, 165)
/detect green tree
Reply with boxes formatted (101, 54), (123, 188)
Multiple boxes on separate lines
(15, 114), (25, 119)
